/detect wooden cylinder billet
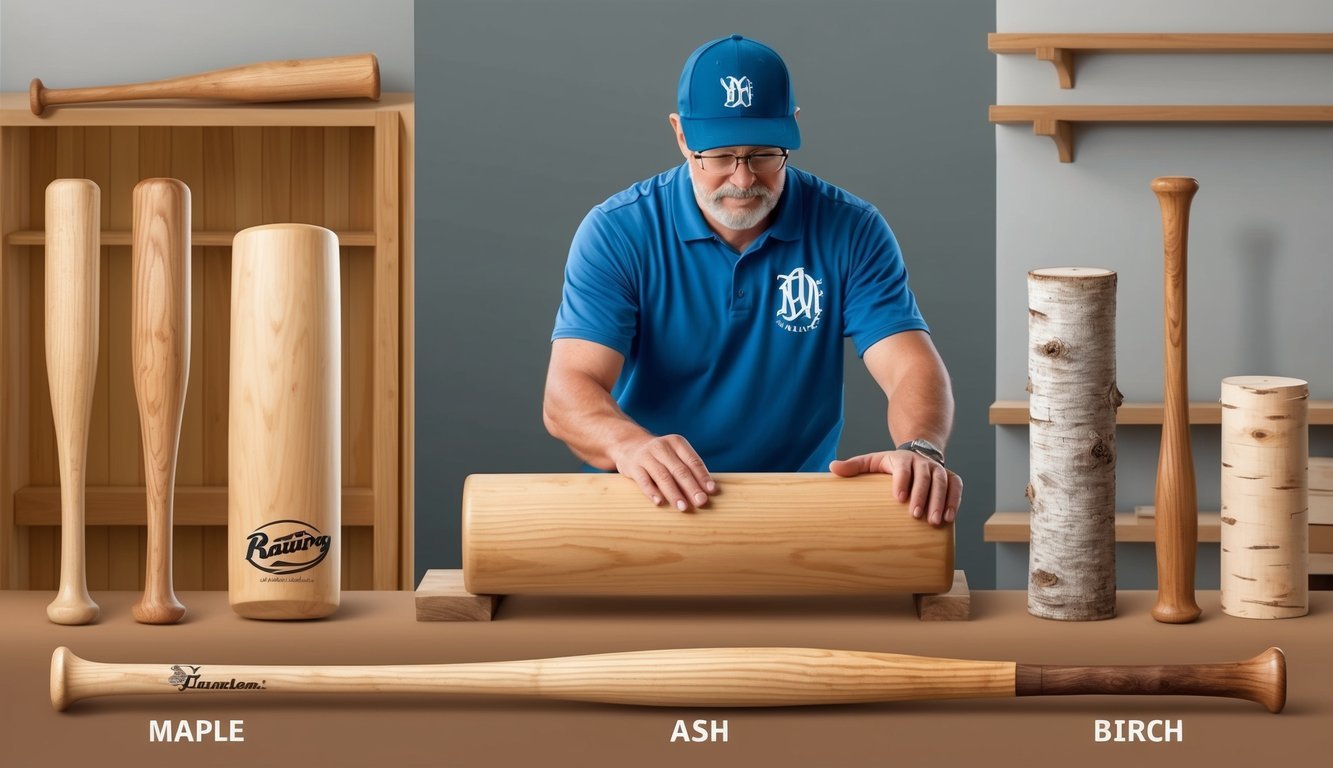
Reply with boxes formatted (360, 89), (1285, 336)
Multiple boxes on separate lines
(1151, 176), (1202, 624)
(30, 53), (380, 116)
(229, 224), (340, 619)
(131, 179), (191, 625)
(44, 179), (101, 626)
(1026, 268), (1121, 620)
(51, 645), (1284, 712)
(1220, 376), (1309, 619)
(462, 473), (953, 595)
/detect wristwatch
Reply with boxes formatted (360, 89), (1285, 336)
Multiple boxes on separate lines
(897, 439), (945, 465)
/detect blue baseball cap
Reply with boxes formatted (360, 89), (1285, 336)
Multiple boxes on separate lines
(677, 34), (800, 152)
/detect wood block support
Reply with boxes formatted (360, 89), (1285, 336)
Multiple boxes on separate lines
(416, 569), (498, 621)
(914, 570), (971, 621)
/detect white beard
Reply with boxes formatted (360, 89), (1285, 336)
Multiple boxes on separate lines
(692, 173), (785, 231)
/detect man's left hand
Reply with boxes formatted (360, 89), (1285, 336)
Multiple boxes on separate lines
(829, 451), (962, 527)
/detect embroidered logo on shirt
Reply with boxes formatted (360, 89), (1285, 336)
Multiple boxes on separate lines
(720, 76), (754, 108)
(776, 267), (823, 333)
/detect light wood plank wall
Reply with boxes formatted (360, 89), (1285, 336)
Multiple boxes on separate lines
(16, 125), (377, 591)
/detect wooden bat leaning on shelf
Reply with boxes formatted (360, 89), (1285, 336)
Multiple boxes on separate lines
(30, 53), (380, 115)
(51, 645), (1286, 713)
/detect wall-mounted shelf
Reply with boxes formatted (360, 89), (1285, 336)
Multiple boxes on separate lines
(989, 105), (1333, 162)
(985, 511), (1222, 543)
(989, 33), (1333, 88)
(13, 486), (374, 526)
(990, 399), (1333, 425)
(5, 230), (375, 247)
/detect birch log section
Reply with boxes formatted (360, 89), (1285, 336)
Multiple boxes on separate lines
(1220, 376), (1309, 619)
(1152, 176), (1202, 624)
(1027, 268), (1121, 621)
(229, 224), (341, 620)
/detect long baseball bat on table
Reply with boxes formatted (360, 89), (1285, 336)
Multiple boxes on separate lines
(130, 179), (190, 625)
(44, 180), (101, 626)
(30, 53), (379, 116)
(51, 646), (1285, 713)
(1151, 176), (1202, 624)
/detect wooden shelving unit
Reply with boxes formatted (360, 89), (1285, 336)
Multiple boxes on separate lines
(990, 399), (1333, 425)
(990, 105), (1333, 162)
(0, 94), (415, 592)
(990, 33), (1333, 88)
(985, 511), (1222, 543)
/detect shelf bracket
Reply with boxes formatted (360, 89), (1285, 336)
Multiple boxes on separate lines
(1035, 47), (1075, 89)
(1032, 118), (1073, 163)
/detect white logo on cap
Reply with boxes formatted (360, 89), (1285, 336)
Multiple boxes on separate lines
(720, 76), (753, 108)
(776, 267), (823, 333)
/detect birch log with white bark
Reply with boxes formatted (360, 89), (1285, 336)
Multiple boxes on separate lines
(1027, 268), (1121, 620)
(1221, 376), (1308, 619)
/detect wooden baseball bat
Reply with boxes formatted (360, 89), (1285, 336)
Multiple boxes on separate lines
(130, 179), (190, 625)
(463, 473), (953, 596)
(50, 645), (1286, 713)
(1151, 176), (1202, 624)
(30, 53), (380, 116)
(44, 180), (101, 626)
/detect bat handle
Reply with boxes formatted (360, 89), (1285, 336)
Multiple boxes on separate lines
(131, 179), (190, 625)
(1017, 647), (1285, 713)
(1150, 175), (1201, 624)
(45, 179), (101, 626)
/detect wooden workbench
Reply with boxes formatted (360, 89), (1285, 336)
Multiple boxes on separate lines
(1, 590), (1329, 767)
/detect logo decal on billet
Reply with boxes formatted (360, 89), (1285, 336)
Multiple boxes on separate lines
(243, 519), (332, 575)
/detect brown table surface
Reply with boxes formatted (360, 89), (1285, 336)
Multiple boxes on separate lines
(2, 589), (1330, 768)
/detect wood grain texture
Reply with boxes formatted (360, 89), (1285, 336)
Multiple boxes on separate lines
(43, 179), (100, 624)
(1220, 376), (1308, 619)
(1016, 647), (1285, 714)
(415, 569), (498, 621)
(462, 473), (954, 596)
(51, 645), (1015, 711)
(13, 485), (374, 526)
(0, 127), (32, 588)
(984, 511), (1222, 543)
(1026, 268), (1120, 620)
(229, 224), (340, 619)
(32, 54), (380, 115)
(130, 178), (190, 624)
(1309, 457), (1333, 525)
(914, 570), (971, 621)
(987, 399), (1333, 425)
(1151, 176), (1202, 624)
(372, 112), (400, 589)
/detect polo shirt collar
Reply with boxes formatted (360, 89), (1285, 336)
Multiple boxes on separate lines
(671, 164), (805, 244)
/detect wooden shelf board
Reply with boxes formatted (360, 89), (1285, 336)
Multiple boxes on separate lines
(985, 511), (1222, 543)
(990, 399), (1333, 425)
(989, 34), (1333, 90)
(14, 486), (374, 526)
(6, 230), (375, 247)
(0, 92), (414, 127)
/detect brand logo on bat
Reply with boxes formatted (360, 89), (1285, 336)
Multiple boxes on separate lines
(775, 267), (823, 332)
(168, 665), (266, 692)
(243, 519), (332, 575)
(721, 76), (753, 108)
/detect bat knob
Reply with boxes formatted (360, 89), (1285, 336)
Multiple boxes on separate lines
(1150, 176), (1198, 195)
(47, 589), (99, 626)
(133, 596), (187, 625)
(30, 78), (47, 116)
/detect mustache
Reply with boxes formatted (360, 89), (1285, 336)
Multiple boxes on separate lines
(706, 183), (774, 203)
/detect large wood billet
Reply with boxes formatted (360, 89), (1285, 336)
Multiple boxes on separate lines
(462, 473), (953, 596)
(51, 645), (1285, 713)
(131, 179), (190, 625)
(30, 54), (380, 115)
(1151, 176), (1202, 624)
(229, 224), (340, 619)
(1220, 376), (1308, 619)
(1026, 268), (1120, 621)
(44, 179), (101, 626)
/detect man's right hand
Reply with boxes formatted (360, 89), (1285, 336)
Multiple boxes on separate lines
(609, 434), (717, 511)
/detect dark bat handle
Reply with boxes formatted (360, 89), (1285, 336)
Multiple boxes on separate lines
(1016, 647), (1285, 713)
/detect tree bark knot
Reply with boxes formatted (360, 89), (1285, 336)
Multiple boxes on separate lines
(1024, 483), (1035, 504)
(1107, 383), (1124, 410)
(1031, 569), (1059, 587)
(1039, 339), (1069, 359)
(1088, 432), (1115, 465)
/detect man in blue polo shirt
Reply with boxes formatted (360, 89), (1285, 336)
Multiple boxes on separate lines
(544, 35), (963, 527)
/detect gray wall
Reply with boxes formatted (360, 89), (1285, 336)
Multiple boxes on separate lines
(996, 0), (1333, 587)
(416, 0), (997, 584)
(0, 0), (414, 91)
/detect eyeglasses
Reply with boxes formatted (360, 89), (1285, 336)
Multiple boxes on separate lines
(691, 149), (789, 175)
